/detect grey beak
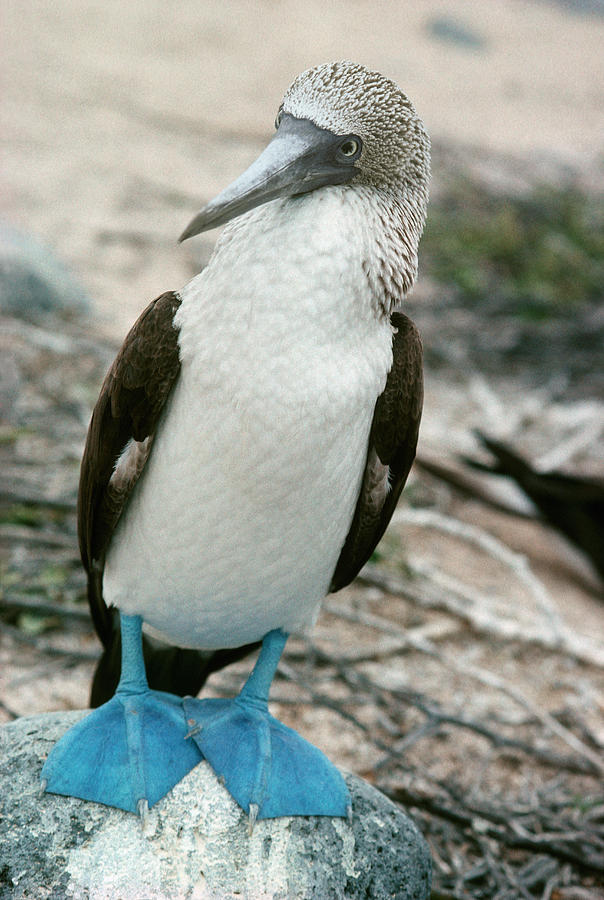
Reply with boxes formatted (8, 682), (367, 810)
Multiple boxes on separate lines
(179, 115), (360, 242)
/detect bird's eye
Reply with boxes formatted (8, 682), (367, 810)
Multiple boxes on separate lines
(275, 110), (283, 130)
(339, 137), (362, 158)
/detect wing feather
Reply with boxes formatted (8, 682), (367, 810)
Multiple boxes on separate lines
(330, 311), (423, 592)
(77, 290), (182, 645)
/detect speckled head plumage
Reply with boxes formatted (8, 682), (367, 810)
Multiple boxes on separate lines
(180, 60), (430, 310)
(281, 61), (431, 196)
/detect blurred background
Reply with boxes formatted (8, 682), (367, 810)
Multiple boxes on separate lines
(2, 2), (604, 897)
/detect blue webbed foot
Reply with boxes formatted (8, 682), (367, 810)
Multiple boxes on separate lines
(41, 615), (202, 814)
(183, 630), (350, 821)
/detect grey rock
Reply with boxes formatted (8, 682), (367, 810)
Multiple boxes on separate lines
(0, 711), (431, 899)
(0, 223), (90, 322)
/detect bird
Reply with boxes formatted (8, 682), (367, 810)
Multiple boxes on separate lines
(41, 61), (430, 824)
(466, 432), (604, 584)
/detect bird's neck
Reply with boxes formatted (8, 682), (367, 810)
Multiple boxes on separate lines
(355, 181), (427, 315)
(177, 183), (423, 353)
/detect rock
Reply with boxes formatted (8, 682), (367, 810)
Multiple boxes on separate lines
(0, 222), (90, 322)
(0, 712), (431, 899)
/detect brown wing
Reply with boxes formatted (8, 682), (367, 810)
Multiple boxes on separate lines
(329, 311), (423, 592)
(77, 290), (183, 646)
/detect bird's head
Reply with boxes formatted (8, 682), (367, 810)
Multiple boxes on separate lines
(179, 61), (430, 248)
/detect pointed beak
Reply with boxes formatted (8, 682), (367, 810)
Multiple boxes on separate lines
(179, 114), (360, 242)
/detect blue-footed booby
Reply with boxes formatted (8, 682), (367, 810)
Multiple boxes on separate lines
(41, 61), (430, 823)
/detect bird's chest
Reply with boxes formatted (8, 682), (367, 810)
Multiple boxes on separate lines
(168, 312), (386, 515)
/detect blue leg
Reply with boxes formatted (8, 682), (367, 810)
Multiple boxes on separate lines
(183, 629), (350, 824)
(41, 614), (202, 815)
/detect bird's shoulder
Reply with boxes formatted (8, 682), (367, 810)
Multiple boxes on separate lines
(101, 290), (182, 438)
